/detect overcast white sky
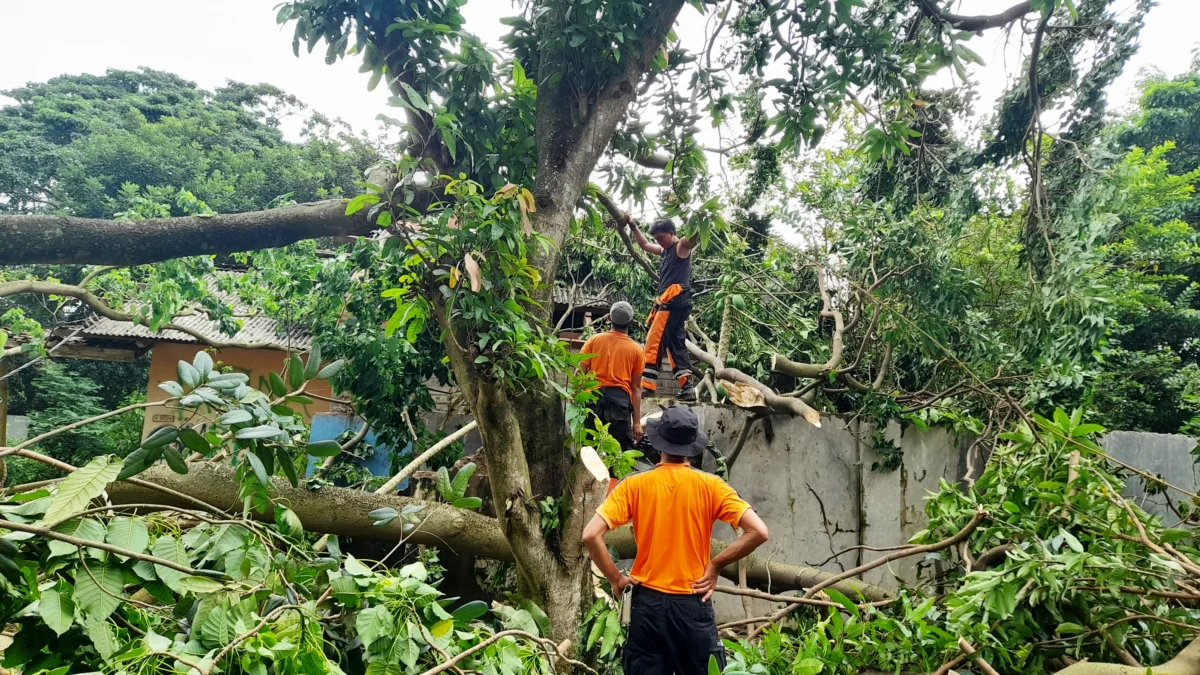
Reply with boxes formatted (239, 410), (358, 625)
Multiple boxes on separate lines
(2, 0), (1195, 138)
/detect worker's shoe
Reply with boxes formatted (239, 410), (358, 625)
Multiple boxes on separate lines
(676, 383), (697, 402)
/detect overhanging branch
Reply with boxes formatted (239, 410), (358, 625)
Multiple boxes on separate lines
(918, 0), (1035, 32)
(0, 200), (378, 267)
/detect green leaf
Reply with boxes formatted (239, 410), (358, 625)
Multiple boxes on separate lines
(451, 600), (489, 623)
(450, 462), (476, 500)
(178, 576), (225, 594)
(236, 425), (285, 440)
(306, 440), (343, 457)
(1057, 622), (1087, 635)
(399, 81), (431, 114)
(83, 615), (119, 660)
(1072, 423), (1105, 437)
(317, 359), (346, 380)
(345, 192), (381, 216)
(277, 448), (299, 488)
(268, 371), (288, 397)
(453, 497), (483, 509)
(178, 360), (200, 389)
(158, 381), (185, 398)
(219, 410), (254, 425)
(569, 34), (586, 48)
(287, 354), (304, 390)
(39, 586), (75, 636)
(49, 517), (106, 558)
(193, 351), (213, 379)
(152, 536), (190, 594)
(304, 344), (322, 380)
(246, 451), (271, 487)
(142, 426), (179, 449)
(436, 467), (452, 500)
(43, 456), (122, 524)
(116, 448), (151, 481)
(73, 562), (124, 619)
(178, 427), (212, 455)
(1060, 528), (1084, 553)
(105, 517), (149, 556)
(793, 658), (823, 675)
(356, 605), (395, 648)
(163, 447), (189, 474)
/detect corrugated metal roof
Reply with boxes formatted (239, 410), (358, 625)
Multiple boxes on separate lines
(80, 272), (312, 350)
(80, 273), (618, 350)
(82, 313), (312, 350)
(551, 280), (624, 309)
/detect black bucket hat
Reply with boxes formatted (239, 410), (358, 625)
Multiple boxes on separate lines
(645, 406), (708, 457)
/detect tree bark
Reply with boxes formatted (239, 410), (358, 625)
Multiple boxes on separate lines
(0, 200), (378, 266)
(104, 463), (892, 601)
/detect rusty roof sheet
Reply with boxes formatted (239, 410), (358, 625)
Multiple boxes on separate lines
(81, 313), (312, 350)
(551, 280), (624, 309)
(80, 272), (311, 350)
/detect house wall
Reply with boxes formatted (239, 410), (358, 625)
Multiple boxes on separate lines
(141, 343), (334, 439)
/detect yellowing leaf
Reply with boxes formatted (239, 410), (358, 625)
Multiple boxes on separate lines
(431, 619), (454, 638)
(463, 253), (482, 293)
(449, 267), (460, 289)
(495, 183), (519, 198)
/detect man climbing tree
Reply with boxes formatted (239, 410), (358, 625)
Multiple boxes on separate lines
(624, 216), (698, 401)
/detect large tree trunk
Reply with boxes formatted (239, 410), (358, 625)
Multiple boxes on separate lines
(105, 463), (893, 602)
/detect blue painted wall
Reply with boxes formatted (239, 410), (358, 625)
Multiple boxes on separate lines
(306, 413), (412, 492)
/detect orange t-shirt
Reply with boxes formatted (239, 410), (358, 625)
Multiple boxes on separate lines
(581, 330), (643, 399)
(596, 463), (751, 594)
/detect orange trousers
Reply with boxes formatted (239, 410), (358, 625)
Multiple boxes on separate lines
(641, 284), (694, 392)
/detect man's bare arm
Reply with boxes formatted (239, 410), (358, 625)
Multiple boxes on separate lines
(676, 233), (696, 258)
(624, 216), (663, 255)
(692, 509), (769, 600)
(582, 514), (634, 593)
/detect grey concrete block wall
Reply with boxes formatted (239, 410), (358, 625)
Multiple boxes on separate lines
(1102, 431), (1199, 526)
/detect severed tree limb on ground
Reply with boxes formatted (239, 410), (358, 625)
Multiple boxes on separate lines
(103, 463), (892, 601)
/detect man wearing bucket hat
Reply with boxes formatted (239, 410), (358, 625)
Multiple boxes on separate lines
(580, 300), (644, 450)
(581, 406), (770, 675)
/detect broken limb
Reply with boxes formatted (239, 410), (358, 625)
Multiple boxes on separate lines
(686, 340), (822, 426)
(312, 420), (478, 551)
(102, 463), (891, 600)
(749, 508), (985, 638)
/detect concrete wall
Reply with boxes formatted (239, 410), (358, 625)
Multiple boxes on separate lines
(1102, 430), (1199, 526)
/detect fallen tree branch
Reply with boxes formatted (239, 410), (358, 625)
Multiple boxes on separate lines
(313, 421), (478, 551)
(104, 463), (891, 600)
(0, 199), (380, 266)
(958, 638), (1001, 675)
(687, 340), (822, 427)
(749, 507), (985, 639)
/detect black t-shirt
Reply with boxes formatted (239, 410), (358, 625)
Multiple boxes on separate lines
(656, 242), (692, 306)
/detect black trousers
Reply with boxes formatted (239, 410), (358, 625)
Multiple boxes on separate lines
(623, 586), (725, 675)
(590, 387), (635, 451)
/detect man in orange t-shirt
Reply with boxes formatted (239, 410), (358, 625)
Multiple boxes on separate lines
(581, 406), (770, 675)
(580, 301), (644, 450)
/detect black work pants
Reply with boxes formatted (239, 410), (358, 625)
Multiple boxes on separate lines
(623, 586), (725, 675)
(590, 387), (635, 451)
